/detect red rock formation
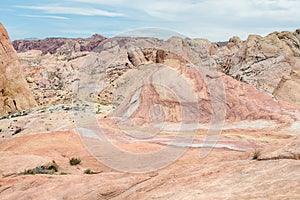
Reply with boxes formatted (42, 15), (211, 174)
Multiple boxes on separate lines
(111, 62), (299, 125)
(0, 23), (36, 116)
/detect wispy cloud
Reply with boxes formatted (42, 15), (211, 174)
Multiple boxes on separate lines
(16, 5), (124, 17)
(67, 0), (300, 21)
(68, 0), (128, 5)
(20, 14), (69, 20)
(7, 0), (300, 41)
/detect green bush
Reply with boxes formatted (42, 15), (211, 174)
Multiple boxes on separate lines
(69, 157), (81, 165)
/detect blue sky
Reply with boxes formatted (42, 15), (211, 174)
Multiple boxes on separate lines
(1, 0), (299, 41)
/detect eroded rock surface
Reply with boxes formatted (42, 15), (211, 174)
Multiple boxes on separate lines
(0, 26), (299, 200)
(0, 23), (36, 116)
(228, 30), (300, 105)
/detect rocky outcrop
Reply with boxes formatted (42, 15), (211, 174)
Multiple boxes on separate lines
(272, 60), (300, 106)
(258, 136), (300, 160)
(18, 50), (78, 107)
(110, 62), (299, 126)
(18, 30), (300, 111)
(13, 34), (106, 55)
(228, 29), (300, 105)
(0, 23), (36, 116)
(13, 29), (300, 107)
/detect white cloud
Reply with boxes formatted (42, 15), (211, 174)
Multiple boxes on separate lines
(67, 0), (300, 22)
(20, 14), (69, 20)
(68, 0), (131, 5)
(16, 5), (124, 17)
(13, 0), (300, 41)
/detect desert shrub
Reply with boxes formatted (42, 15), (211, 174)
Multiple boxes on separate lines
(23, 160), (59, 175)
(84, 169), (101, 174)
(44, 160), (59, 172)
(69, 157), (81, 165)
(24, 169), (36, 175)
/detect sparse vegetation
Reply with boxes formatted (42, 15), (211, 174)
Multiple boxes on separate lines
(84, 169), (101, 174)
(252, 149), (261, 160)
(69, 157), (81, 165)
(45, 160), (59, 172)
(23, 160), (59, 175)
(24, 169), (37, 175)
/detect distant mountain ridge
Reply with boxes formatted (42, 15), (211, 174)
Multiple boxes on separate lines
(13, 34), (106, 55)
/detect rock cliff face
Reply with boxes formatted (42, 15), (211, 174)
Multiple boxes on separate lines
(0, 23), (36, 116)
(228, 30), (300, 105)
